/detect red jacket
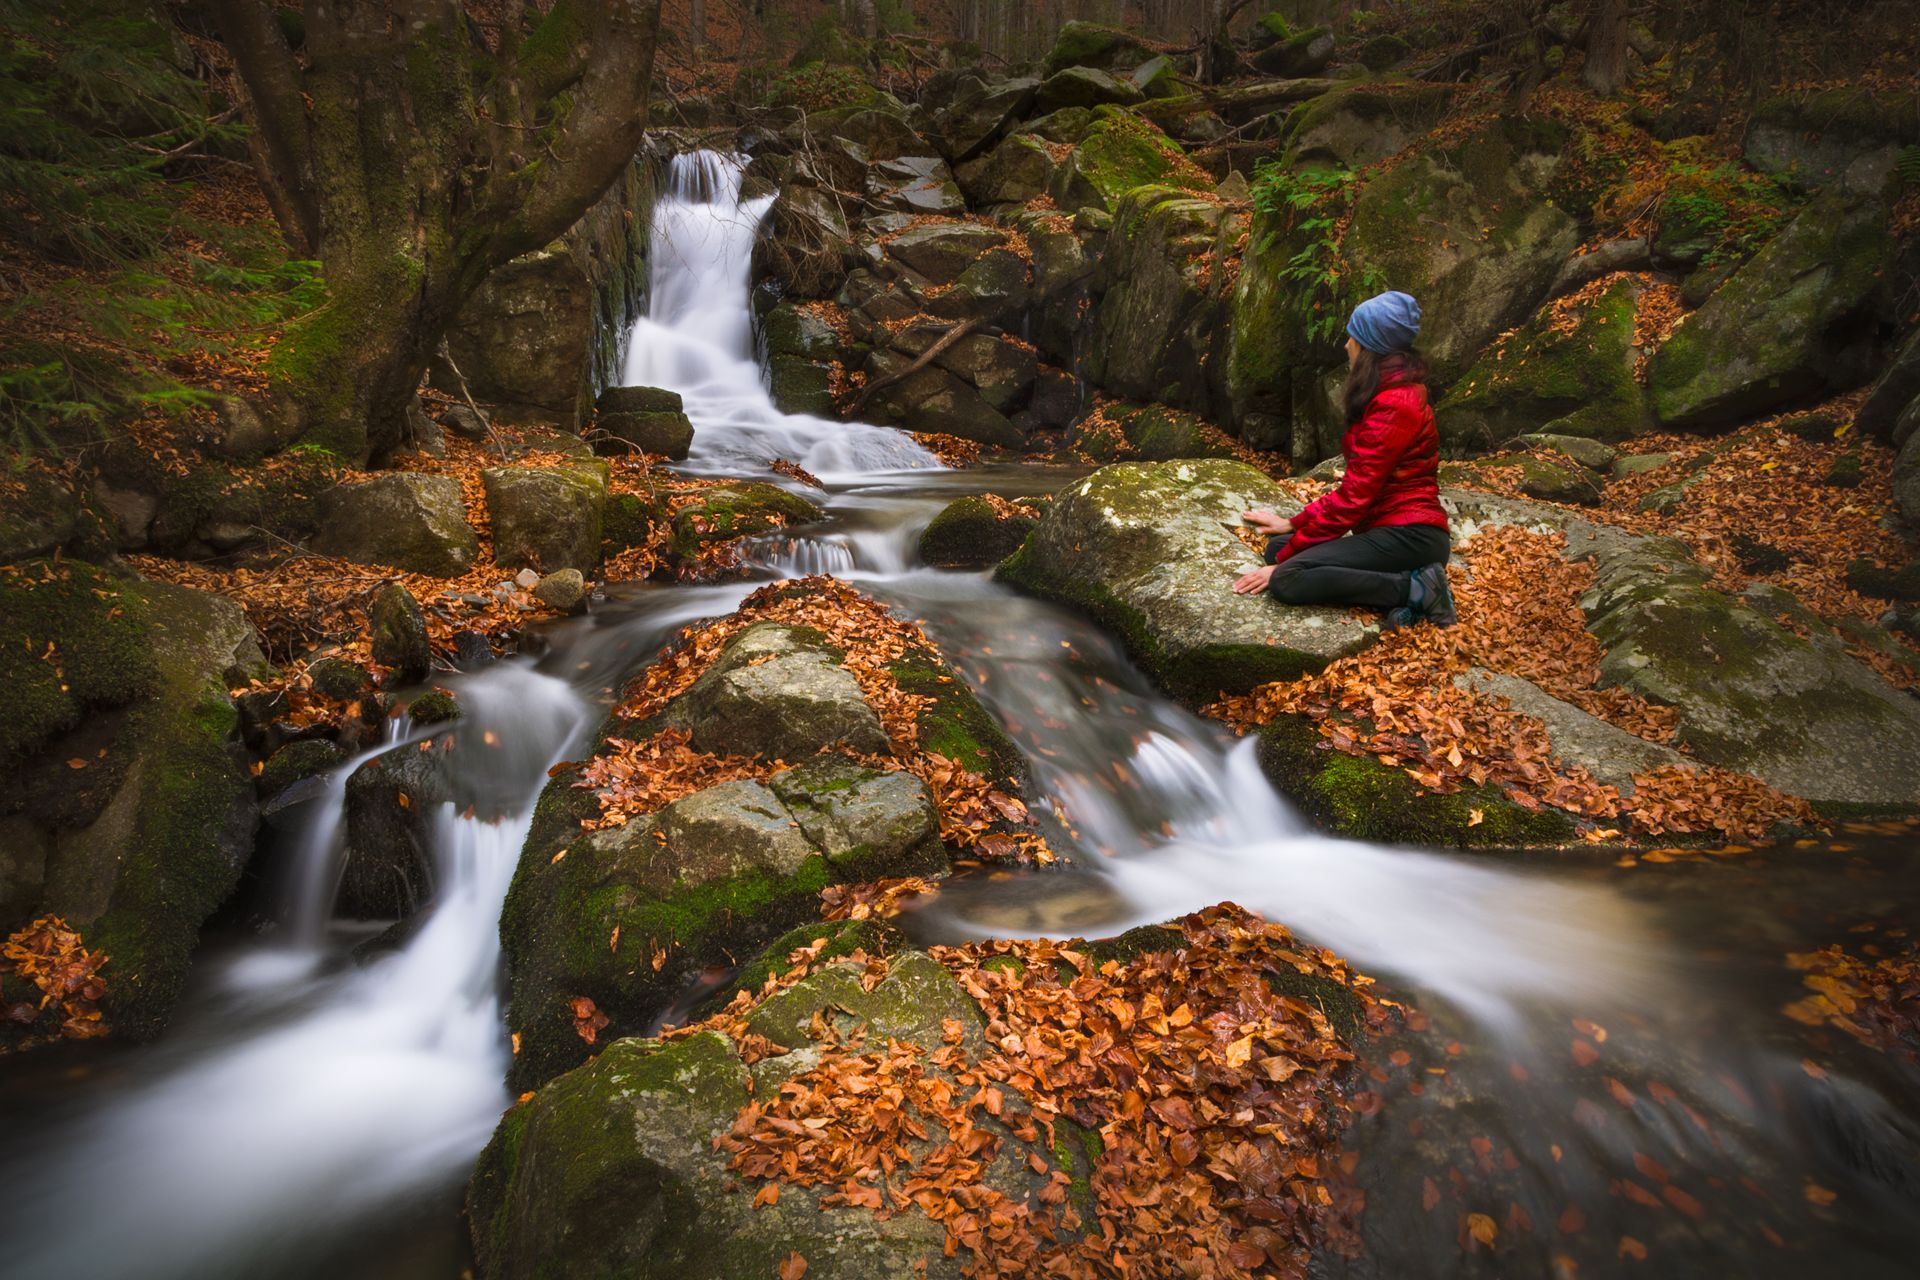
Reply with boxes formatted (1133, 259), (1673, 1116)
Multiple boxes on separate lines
(1274, 369), (1448, 566)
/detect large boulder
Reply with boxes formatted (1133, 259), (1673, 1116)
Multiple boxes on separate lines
(883, 221), (1008, 284)
(753, 183), (854, 299)
(1438, 274), (1651, 449)
(471, 949), (1059, 1280)
(1280, 82), (1453, 171)
(1252, 25), (1337, 79)
(1855, 325), (1920, 448)
(997, 459), (1374, 701)
(864, 358), (1024, 447)
(1648, 192), (1894, 430)
(499, 755), (947, 1089)
(1034, 65), (1143, 115)
(1745, 89), (1920, 195)
(664, 624), (890, 760)
(1042, 20), (1152, 76)
(1, 567), (263, 1042)
(1071, 402), (1236, 463)
(668, 481), (824, 560)
(482, 463), (608, 575)
(921, 73), (1039, 163)
(311, 473), (479, 578)
(1084, 187), (1246, 411)
(436, 246), (594, 427)
(1571, 520), (1920, 806)
(919, 495), (1038, 569)
(759, 301), (843, 418)
(1048, 109), (1210, 214)
(594, 386), (694, 460)
(1895, 427), (1920, 525)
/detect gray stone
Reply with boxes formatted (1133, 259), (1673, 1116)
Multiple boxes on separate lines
(1033, 65), (1144, 115)
(437, 245), (593, 427)
(1745, 91), (1917, 195)
(966, 133), (1057, 208)
(883, 222), (1007, 284)
(768, 757), (946, 880)
(443, 404), (489, 440)
(403, 398), (447, 459)
(340, 743), (448, 919)
(312, 473), (479, 578)
(925, 74), (1039, 162)
(1611, 452), (1674, 479)
(1280, 82), (1453, 171)
(667, 623), (888, 761)
(209, 394), (295, 461)
(1515, 434), (1619, 472)
(1452, 668), (1687, 792)
(482, 463), (607, 574)
(1252, 25), (1336, 78)
(998, 459), (1375, 701)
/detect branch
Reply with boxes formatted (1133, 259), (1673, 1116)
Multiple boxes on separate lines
(849, 318), (983, 415)
(205, 0), (318, 252)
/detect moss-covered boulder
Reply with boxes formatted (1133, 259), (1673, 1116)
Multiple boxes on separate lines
(1251, 25), (1336, 79)
(472, 950), (1061, 1280)
(997, 460), (1374, 702)
(665, 623), (889, 760)
(256, 738), (347, 801)
(1042, 20), (1151, 76)
(593, 385), (694, 460)
(759, 301), (842, 418)
(311, 473), (479, 578)
(965, 132), (1058, 209)
(1257, 716), (1577, 847)
(436, 245), (594, 428)
(1745, 89), (1920, 195)
(339, 739), (450, 919)
(1071, 401), (1236, 463)
(1438, 275), (1650, 448)
(1084, 187), (1246, 410)
(1, 568), (264, 1042)
(1048, 108), (1210, 214)
(1443, 455), (1603, 506)
(922, 73), (1040, 164)
(1338, 118), (1581, 387)
(500, 755), (948, 1090)
(1034, 65), (1143, 115)
(669, 481), (824, 560)
(1648, 192), (1894, 431)
(882, 221), (1007, 284)
(1280, 81), (1452, 171)
(483, 462), (609, 575)
(864, 357), (1024, 447)
(1574, 524), (1920, 807)
(918, 495), (1038, 569)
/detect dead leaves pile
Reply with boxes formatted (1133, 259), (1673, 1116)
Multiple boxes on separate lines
(1211, 526), (1813, 842)
(1783, 933), (1920, 1060)
(1, 916), (109, 1045)
(574, 576), (1055, 864)
(687, 903), (1382, 1280)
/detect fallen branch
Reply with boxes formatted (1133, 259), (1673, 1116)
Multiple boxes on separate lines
(847, 317), (982, 415)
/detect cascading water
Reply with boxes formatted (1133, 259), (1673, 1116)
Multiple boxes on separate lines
(5, 147), (1918, 1280)
(620, 152), (939, 480)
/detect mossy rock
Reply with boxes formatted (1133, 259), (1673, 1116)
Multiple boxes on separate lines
(1076, 401), (1237, 463)
(1439, 276), (1650, 448)
(0, 561), (157, 765)
(917, 495), (1037, 569)
(257, 738), (347, 799)
(307, 655), (373, 701)
(5, 577), (265, 1044)
(889, 645), (1028, 789)
(483, 462), (609, 575)
(407, 688), (461, 725)
(1049, 108), (1210, 214)
(1043, 21), (1151, 76)
(1648, 191), (1895, 430)
(1256, 715), (1577, 848)
(601, 491), (669, 557)
(706, 916), (903, 1012)
(669, 481), (823, 560)
(1280, 82), (1453, 172)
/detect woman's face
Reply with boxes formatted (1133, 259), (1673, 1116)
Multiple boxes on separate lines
(1345, 336), (1362, 365)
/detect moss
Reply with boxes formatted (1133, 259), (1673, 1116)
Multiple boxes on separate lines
(1109, 403), (1235, 461)
(1070, 110), (1209, 209)
(1050, 1117), (1105, 1220)
(712, 917), (900, 1009)
(891, 651), (1028, 786)
(980, 954), (1026, 976)
(307, 655), (372, 701)
(601, 491), (665, 554)
(918, 496), (1037, 570)
(0, 560), (156, 764)
(1263, 967), (1366, 1043)
(407, 688), (460, 725)
(1043, 21), (1145, 75)
(1082, 924), (1184, 966)
(1257, 715), (1577, 848)
(257, 738), (346, 797)
(670, 481), (823, 558)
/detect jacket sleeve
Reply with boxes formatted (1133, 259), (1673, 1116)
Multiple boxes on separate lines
(1290, 400), (1412, 541)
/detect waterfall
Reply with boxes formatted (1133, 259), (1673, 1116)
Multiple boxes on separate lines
(619, 151), (940, 480)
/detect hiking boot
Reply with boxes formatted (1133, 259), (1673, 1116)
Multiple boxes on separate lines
(1412, 562), (1457, 627)
(1380, 606), (1417, 631)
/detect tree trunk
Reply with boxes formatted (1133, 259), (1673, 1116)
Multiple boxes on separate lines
(208, 0), (663, 465)
(1583, 0), (1631, 94)
(690, 0), (705, 50)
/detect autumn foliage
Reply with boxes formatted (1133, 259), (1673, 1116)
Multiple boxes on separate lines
(1, 916), (110, 1045)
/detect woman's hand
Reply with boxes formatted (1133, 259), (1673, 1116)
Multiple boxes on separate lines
(1233, 564), (1276, 595)
(1243, 508), (1293, 536)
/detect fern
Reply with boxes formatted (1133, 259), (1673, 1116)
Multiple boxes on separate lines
(1897, 146), (1920, 190)
(1249, 162), (1384, 347)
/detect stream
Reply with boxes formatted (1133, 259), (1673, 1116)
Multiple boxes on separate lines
(2, 152), (1917, 1280)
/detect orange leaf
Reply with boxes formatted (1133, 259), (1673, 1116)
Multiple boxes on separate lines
(778, 1251), (808, 1280)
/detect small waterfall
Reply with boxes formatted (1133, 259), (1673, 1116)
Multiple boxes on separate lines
(0, 664), (590, 1280)
(620, 152), (940, 480)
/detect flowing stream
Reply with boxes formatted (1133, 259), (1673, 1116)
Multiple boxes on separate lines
(3, 152), (1918, 1280)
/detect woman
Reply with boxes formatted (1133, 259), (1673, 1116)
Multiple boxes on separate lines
(1232, 289), (1455, 629)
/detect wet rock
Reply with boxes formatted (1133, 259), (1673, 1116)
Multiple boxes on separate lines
(754, 183), (854, 299)
(453, 630), (495, 671)
(669, 481), (823, 559)
(369, 582), (432, 682)
(760, 300), (842, 418)
(883, 222), (1007, 284)
(256, 739), (347, 802)
(406, 687), (461, 726)
(340, 743), (450, 919)
(472, 954), (1057, 1279)
(594, 385), (693, 460)
(311, 473), (479, 578)
(307, 655), (373, 701)
(1649, 192), (1894, 431)
(767, 757), (947, 882)
(666, 623), (888, 760)
(919, 496), (1038, 569)
(482, 463), (608, 575)
(998, 459), (1374, 701)
(1, 569), (264, 1042)
(864, 357), (1024, 447)
(532, 569), (588, 614)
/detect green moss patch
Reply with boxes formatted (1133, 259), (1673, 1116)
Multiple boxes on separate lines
(0, 561), (155, 764)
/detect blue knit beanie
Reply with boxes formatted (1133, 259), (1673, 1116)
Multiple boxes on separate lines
(1347, 290), (1422, 355)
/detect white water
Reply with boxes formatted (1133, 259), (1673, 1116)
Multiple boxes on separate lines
(620, 151), (939, 480)
(2, 666), (589, 1280)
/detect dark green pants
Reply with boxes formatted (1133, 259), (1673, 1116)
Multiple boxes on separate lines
(1264, 524), (1451, 609)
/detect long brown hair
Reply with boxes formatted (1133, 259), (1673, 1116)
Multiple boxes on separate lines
(1342, 348), (1428, 423)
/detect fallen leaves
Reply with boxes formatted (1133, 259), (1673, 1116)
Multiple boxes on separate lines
(1781, 936), (1920, 1059)
(1, 916), (110, 1044)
